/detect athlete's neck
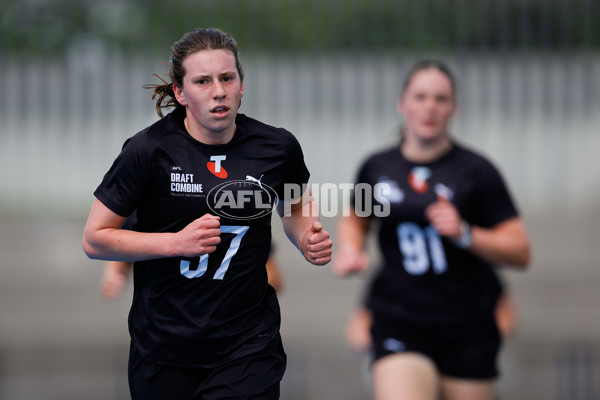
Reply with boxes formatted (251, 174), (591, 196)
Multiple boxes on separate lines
(401, 135), (453, 164)
(184, 117), (236, 145)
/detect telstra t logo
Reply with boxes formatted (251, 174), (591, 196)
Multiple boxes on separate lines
(207, 155), (228, 178)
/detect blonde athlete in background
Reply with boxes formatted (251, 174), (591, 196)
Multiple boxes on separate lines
(332, 59), (530, 400)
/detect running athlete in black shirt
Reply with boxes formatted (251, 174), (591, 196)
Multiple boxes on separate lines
(83, 28), (332, 400)
(333, 60), (530, 400)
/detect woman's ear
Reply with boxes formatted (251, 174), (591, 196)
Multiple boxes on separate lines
(173, 85), (187, 106)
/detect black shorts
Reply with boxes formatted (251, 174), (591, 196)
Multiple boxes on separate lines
(371, 317), (501, 380)
(128, 334), (286, 400)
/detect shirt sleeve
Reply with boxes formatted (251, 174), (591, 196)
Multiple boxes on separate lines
(121, 209), (138, 230)
(280, 131), (310, 200)
(93, 134), (152, 217)
(471, 159), (519, 228)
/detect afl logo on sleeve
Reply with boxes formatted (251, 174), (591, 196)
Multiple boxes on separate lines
(208, 155), (228, 178)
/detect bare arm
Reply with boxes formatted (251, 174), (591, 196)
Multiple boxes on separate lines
(101, 260), (132, 300)
(425, 198), (530, 268)
(345, 306), (373, 353)
(265, 254), (284, 293)
(277, 188), (332, 265)
(469, 217), (530, 267)
(331, 207), (372, 276)
(82, 198), (221, 262)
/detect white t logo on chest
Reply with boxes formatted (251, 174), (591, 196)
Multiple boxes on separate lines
(210, 155), (227, 172)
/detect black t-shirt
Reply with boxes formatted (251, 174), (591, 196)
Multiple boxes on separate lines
(94, 107), (309, 367)
(354, 143), (518, 324)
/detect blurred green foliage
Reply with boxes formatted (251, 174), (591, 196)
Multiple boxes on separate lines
(1, 0), (597, 58)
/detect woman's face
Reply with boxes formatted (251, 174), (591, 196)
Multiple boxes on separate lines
(173, 49), (244, 140)
(398, 68), (456, 143)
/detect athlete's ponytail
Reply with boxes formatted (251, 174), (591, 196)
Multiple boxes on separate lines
(143, 74), (178, 118)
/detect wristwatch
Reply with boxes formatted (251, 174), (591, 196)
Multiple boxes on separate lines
(454, 221), (472, 249)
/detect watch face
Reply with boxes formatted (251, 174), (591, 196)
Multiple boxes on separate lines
(455, 222), (472, 249)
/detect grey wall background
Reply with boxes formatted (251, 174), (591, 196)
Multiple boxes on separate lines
(1, 0), (599, 399)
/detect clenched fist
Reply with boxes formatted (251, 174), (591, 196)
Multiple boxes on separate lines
(174, 214), (221, 257)
(301, 222), (333, 265)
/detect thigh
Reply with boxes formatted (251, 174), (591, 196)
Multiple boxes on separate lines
(372, 353), (439, 400)
(370, 316), (442, 400)
(441, 376), (495, 400)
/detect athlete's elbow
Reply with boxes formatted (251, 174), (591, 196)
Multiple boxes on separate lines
(82, 235), (102, 260)
(514, 244), (531, 269)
